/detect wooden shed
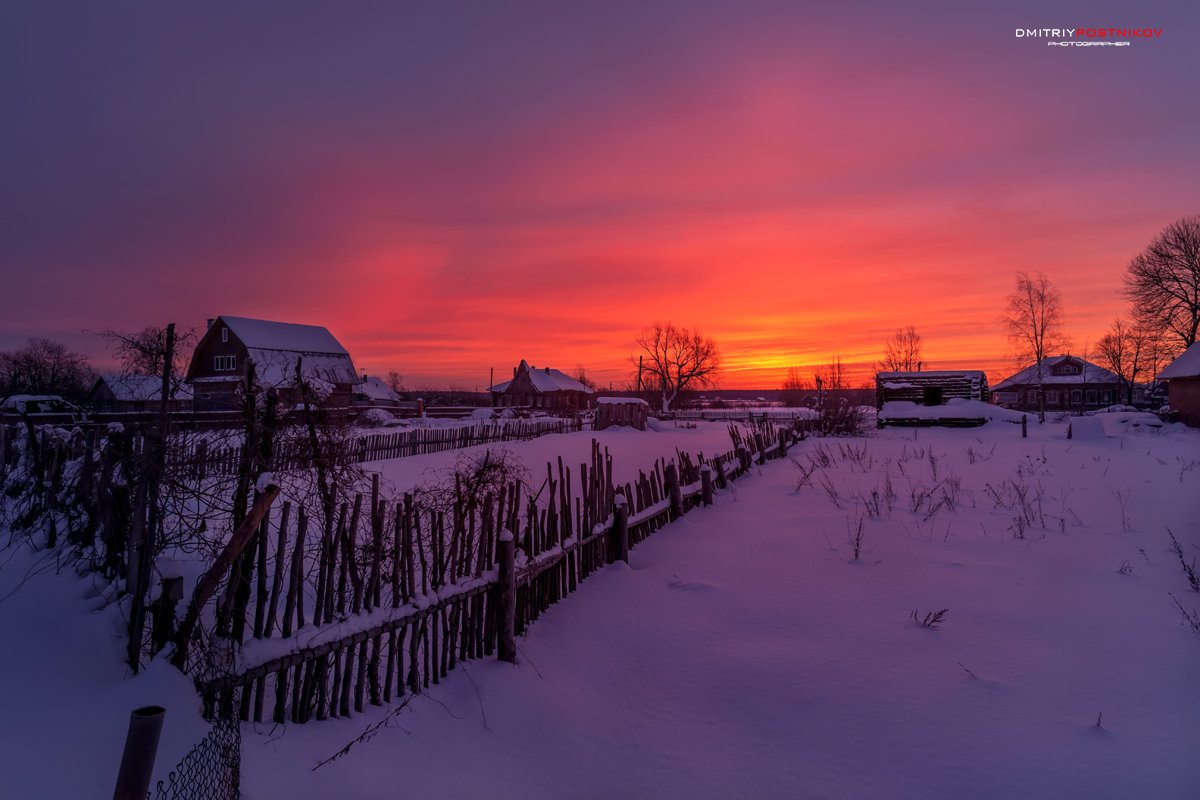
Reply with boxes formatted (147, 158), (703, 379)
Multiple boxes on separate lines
(87, 375), (193, 413)
(1157, 342), (1200, 427)
(875, 371), (989, 409)
(594, 397), (649, 430)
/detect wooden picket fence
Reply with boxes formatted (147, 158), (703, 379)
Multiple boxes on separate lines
(162, 417), (585, 478)
(193, 426), (797, 724)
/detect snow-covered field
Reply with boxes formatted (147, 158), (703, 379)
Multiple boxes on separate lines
(1, 418), (1198, 798)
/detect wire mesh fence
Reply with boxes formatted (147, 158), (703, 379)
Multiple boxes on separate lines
(151, 715), (240, 800)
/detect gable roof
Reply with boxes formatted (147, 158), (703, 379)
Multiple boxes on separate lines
(220, 316), (348, 355)
(210, 315), (359, 387)
(358, 375), (400, 401)
(1157, 342), (1200, 379)
(489, 360), (594, 394)
(992, 356), (1120, 391)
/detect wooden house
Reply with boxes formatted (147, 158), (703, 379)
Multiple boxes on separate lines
(875, 371), (988, 409)
(354, 375), (401, 408)
(595, 397), (649, 430)
(489, 360), (595, 411)
(991, 355), (1128, 412)
(1157, 342), (1200, 427)
(186, 316), (359, 411)
(86, 375), (193, 413)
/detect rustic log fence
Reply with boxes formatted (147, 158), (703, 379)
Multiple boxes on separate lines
(0, 415), (797, 728)
(191, 423), (797, 724)
(673, 408), (818, 424)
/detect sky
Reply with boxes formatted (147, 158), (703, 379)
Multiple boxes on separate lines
(2, 1), (1197, 390)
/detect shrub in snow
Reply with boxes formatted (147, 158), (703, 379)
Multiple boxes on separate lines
(355, 408), (395, 428)
(911, 608), (948, 629)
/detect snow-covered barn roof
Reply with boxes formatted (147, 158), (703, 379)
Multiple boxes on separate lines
(1157, 342), (1200, 380)
(215, 316), (359, 386)
(992, 356), (1119, 391)
(221, 316), (349, 355)
(489, 360), (594, 394)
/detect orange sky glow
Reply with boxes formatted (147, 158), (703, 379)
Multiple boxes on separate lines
(3, 2), (1197, 391)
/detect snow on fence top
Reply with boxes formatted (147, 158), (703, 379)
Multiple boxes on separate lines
(597, 397), (648, 406)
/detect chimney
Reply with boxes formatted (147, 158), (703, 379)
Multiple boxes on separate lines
(206, 318), (215, 330)
(544, 367), (550, 374)
(513, 366), (517, 377)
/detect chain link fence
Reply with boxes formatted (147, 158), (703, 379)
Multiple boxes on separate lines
(151, 716), (240, 800)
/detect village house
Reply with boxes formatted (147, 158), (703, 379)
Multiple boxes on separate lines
(991, 355), (1135, 412)
(489, 360), (595, 411)
(86, 375), (193, 413)
(186, 316), (360, 411)
(354, 375), (401, 408)
(875, 370), (989, 409)
(1157, 342), (1200, 427)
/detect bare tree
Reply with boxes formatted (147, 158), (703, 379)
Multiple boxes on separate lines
(386, 371), (405, 393)
(878, 326), (922, 372)
(0, 337), (93, 398)
(780, 366), (808, 407)
(1096, 318), (1164, 405)
(1123, 214), (1200, 350)
(1003, 272), (1067, 422)
(633, 323), (720, 412)
(573, 365), (596, 390)
(96, 325), (196, 376)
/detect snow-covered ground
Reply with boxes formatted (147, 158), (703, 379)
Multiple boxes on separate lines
(1, 419), (1198, 798)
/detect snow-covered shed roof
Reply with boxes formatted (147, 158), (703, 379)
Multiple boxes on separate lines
(94, 375), (193, 401)
(490, 360), (595, 394)
(358, 376), (400, 401)
(876, 371), (986, 380)
(992, 356), (1119, 391)
(1157, 342), (1200, 380)
(597, 397), (648, 406)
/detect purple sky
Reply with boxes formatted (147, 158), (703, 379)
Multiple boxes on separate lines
(2, 1), (1197, 388)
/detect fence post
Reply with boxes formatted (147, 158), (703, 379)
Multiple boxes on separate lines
(612, 494), (629, 563)
(112, 705), (165, 800)
(714, 456), (728, 489)
(754, 432), (766, 465)
(665, 461), (682, 520)
(1021, 415), (1027, 438)
(700, 465), (713, 506)
(497, 529), (517, 664)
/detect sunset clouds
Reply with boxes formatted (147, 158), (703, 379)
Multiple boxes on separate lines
(2, 1), (1197, 388)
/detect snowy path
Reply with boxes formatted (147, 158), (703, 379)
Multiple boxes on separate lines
(241, 427), (1200, 799)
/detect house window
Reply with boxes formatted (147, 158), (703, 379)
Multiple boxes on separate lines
(1086, 390), (1097, 405)
(221, 327), (229, 343)
(214, 355), (236, 371)
(1046, 390), (1059, 406)
(1101, 390), (1112, 405)
(1071, 389), (1082, 404)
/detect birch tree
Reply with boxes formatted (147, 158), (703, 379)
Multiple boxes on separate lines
(1003, 272), (1066, 422)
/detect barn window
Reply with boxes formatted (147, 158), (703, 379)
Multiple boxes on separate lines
(922, 387), (943, 406)
(214, 355), (236, 371)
